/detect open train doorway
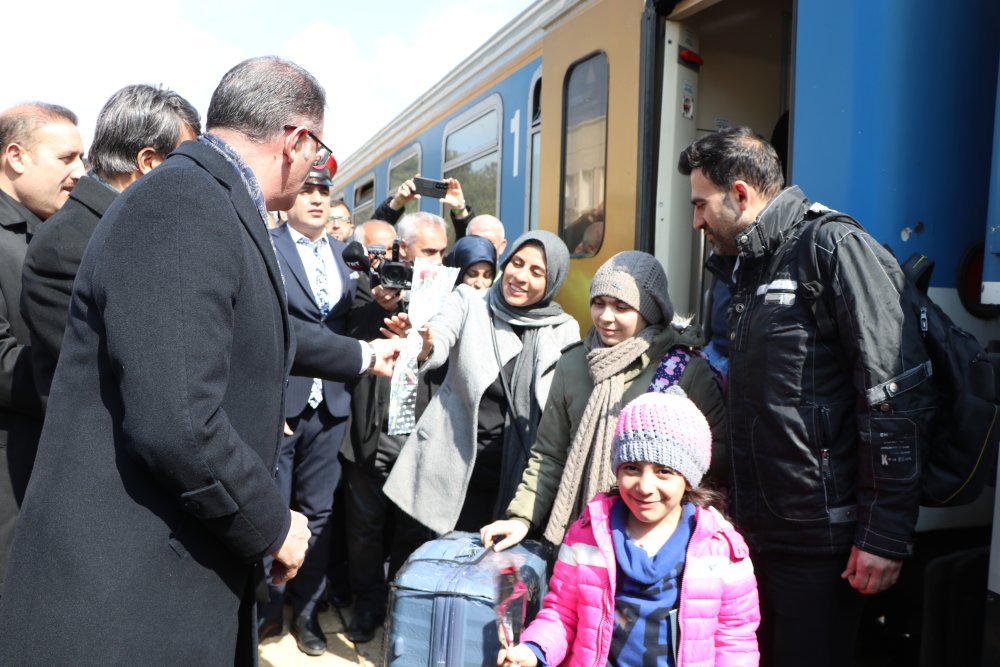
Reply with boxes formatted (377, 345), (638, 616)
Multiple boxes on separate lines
(650, 0), (794, 321)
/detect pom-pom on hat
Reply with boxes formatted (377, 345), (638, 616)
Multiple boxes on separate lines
(612, 387), (712, 487)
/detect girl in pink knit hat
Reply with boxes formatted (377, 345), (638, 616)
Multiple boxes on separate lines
(499, 391), (759, 667)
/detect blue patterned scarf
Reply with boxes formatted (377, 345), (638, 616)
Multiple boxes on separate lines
(198, 132), (270, 229)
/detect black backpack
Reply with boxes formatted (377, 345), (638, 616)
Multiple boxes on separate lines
(786, 210), (1000, 507)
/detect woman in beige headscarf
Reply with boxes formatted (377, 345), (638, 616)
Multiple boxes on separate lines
(481, 250), (728, 549)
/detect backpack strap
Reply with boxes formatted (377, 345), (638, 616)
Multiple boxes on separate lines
(900, 253), (935, 295)
(792, 209), (865, 344)
(648, 346), (695, 393)
(647, 344), (725, 395)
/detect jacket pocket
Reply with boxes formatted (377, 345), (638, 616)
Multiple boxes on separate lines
(749, 405), (827, 521)
(869, 416), (920, 481)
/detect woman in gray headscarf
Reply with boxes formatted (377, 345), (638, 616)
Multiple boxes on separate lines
(383, 230), (580, 534)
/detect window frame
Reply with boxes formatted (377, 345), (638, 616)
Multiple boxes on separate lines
(441, 93), (504, 217)
(525, 66), (543, 231)
(352, 172), (377, 222)
(558, 50), (610, 256)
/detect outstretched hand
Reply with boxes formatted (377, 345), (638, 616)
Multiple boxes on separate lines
(368, 337), (407, 377)
(381, 312), (413, 339)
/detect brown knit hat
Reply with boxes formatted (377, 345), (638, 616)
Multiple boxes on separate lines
(589, 251), (673, 325)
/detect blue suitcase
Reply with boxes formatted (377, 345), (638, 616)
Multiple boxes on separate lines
(382, 531), (549, 666)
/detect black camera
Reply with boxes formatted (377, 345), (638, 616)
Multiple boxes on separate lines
(342, 239), (412, 290)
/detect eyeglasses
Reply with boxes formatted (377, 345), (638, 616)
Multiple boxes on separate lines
(285, 125), (338, 177)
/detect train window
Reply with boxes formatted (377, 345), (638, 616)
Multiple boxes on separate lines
(445, 112), (498, 162)
(353, 175), (376, 224)
(442, 94), (503, 218)
(560, 52), (608, 259)
(387, 144), (422, 216)
(526, 69), (542, 230)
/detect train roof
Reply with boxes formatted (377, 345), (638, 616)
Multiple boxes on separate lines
(334, 0), (578, 186)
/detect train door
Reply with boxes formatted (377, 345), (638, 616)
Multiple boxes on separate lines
(650, 0), (794, 318)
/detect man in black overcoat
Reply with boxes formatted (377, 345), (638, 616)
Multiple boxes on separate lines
(0, 57), (400, 665)
(21, 84), (200, 409)
(0, 102), (84, 590)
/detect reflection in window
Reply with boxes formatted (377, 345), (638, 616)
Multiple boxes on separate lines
(561, 52), (608, 258)
(527, 75), (542, 230)
(528, 133), (541, 229)
(444, 153), (498, 218)
(443, 100), (501, 225)
(353, 178), (375, 224)
(445, 111), (498, 162)
(388, 150), (420, 216)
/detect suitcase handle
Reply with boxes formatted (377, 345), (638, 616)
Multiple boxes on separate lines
(465, 543), (494, 565)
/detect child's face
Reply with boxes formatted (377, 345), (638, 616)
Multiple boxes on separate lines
(616, 461), (688, 527)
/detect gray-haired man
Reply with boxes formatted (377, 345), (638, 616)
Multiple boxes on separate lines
(0, 57), (400, 665)
(22, 84), (201, 408)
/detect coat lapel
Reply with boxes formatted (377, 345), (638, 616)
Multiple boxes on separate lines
(172, 142), (291, 365)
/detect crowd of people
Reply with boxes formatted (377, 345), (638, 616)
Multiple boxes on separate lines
(0, 55), (932, 667)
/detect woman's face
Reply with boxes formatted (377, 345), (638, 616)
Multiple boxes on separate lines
(501, 243), (547, 307)
(591, 295), (648, 346)
(462, 261), (495, 290)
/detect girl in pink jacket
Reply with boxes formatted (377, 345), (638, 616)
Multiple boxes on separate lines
(499, 390), (759, 667)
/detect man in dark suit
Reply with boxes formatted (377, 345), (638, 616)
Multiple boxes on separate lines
(21, 84), (201, 410)
(341, 213), (448, 643)
(260, 161), (356, 654)
(0, 102), (84, 591)
(0, 57), (401, 665)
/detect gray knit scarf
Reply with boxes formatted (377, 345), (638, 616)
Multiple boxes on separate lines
(543, 324), (663, 544)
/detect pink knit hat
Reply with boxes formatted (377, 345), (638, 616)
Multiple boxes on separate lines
(612, 388), (712, 486)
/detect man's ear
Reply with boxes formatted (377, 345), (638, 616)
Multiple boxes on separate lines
(136, 147), (166, 175)
(5, 143), (27, 175)
(732, 180), (751, 211)
(284, 127), (307, 165)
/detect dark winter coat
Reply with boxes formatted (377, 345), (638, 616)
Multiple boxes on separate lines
(0, 141), (342, 665)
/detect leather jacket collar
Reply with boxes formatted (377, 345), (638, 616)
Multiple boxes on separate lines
(734, 186), (812, 261)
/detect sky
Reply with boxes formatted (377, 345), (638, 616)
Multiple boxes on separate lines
(3, 0), (536, 161)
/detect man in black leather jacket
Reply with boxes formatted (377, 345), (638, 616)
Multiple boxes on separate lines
(679, 126), (931, 667)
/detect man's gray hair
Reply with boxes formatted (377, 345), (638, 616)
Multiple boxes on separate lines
(206, 56), (325, 143)
(396, 212), (447, 245)
(0, 102), (78, 152)
(89, 85), (201, 180)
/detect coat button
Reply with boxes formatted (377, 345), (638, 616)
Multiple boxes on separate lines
(729, 332), (736, 341)
(880, 403), (890, 412)
(735, 303), (745, 313)
(888, 382), (898, 393)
